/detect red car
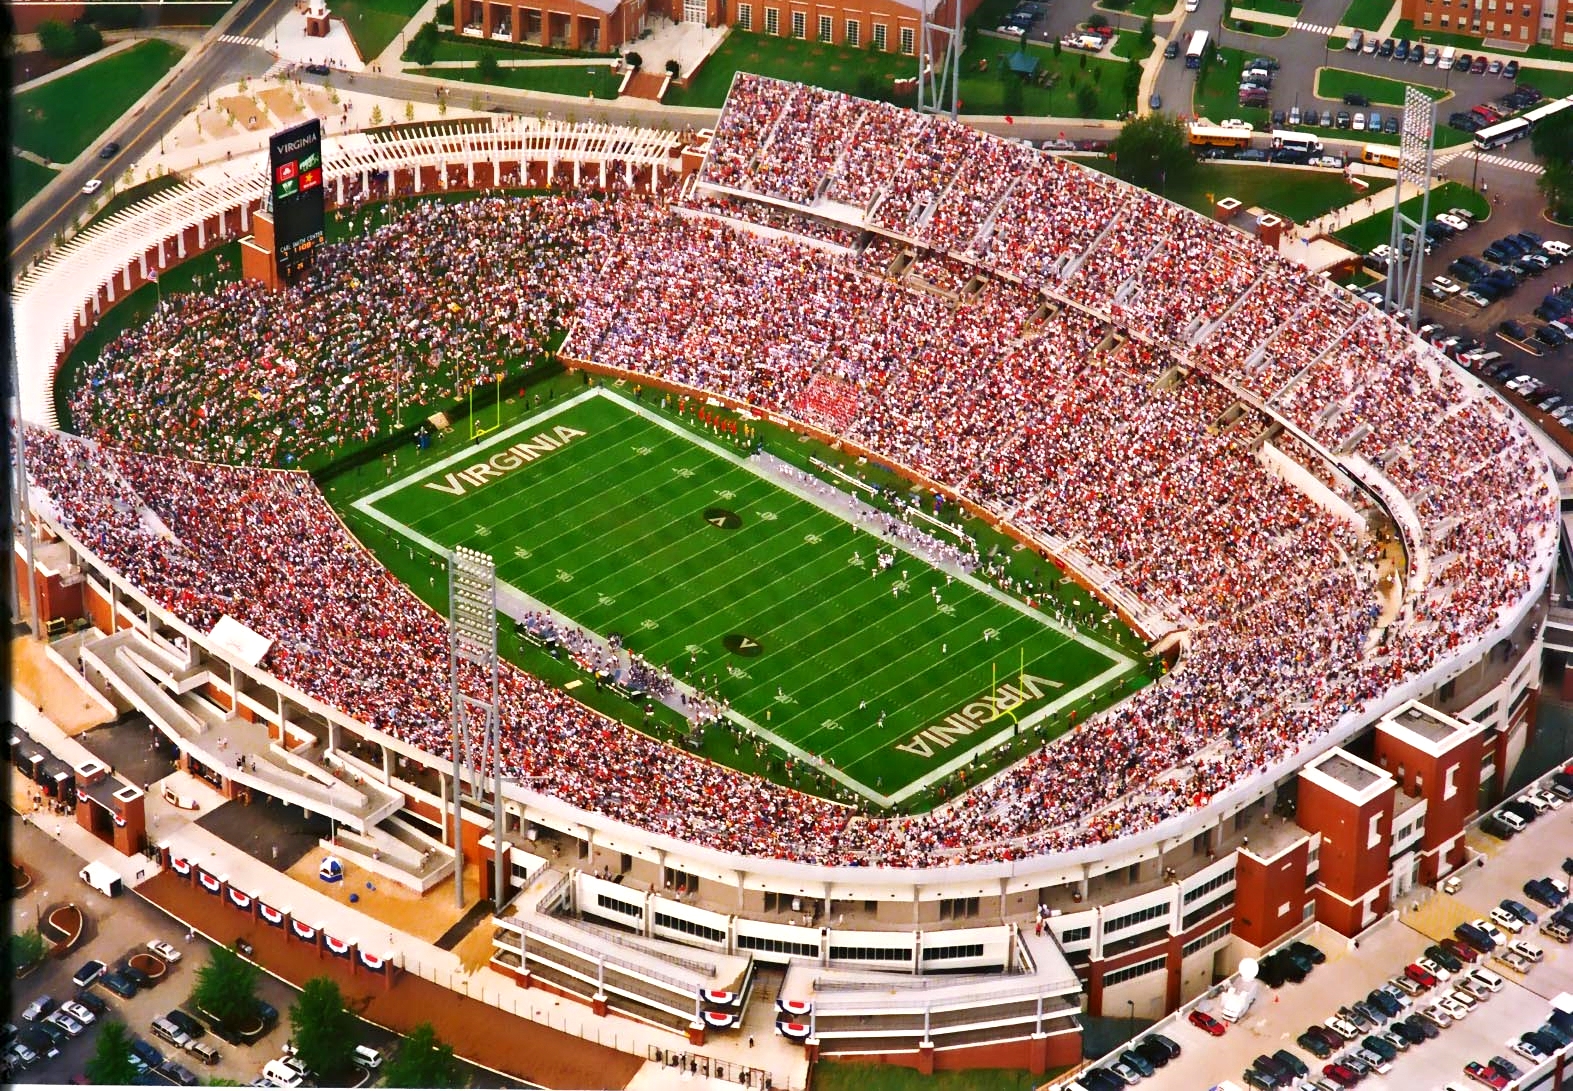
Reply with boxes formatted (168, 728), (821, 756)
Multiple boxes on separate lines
(1404, 963), (1438, 989)
(1466, 1062), (1508, 1090)
(1189, 1010), (1226, 1036)
(1441, 938), (1478, 964)
(1323, 1063), (1361, 1087)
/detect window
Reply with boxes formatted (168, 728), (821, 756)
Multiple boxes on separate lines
(653, 912), (725, 943)
(1422, 10), (1433, 20)
(818, 13), (832, 40)
(664, 866), (699, 893)
(1183, 891), (1234, 930)
(1441, 14), (1451, 23)
(1184, 867), (1236, 903)
(1182, 922), (1231, 957)
(923, 943), (985, 961)
(830, 946), (912, 962)
(940, 896), (980, 920)
(738, 934), (818, 957)
(900, 25), (915, 53)
(595, 892), (641, 918)
(792, 10), (806, 37)
(738, 3), (752, 29)
(765, 6), (779, 33)
(1104, 902), (1168, 935)
(1104, 956), (1167, 986)
(873, 22), (888, 48)
(845, 18), (859, 44)
(1060, 925), (1092, 944)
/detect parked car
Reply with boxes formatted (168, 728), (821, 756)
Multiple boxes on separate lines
(146, 940), (183, 964)
(1190, 1010), (1227, 1036)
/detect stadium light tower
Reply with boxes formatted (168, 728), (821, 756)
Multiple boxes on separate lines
(917, 0), (964, 119)
(448, 546), (504, 908)
(1381, 86), (1438, 325)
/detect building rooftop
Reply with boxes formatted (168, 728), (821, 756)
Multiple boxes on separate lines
(1315, 752), (1383, 792)
(1301, 748), (1394, 806)
(1378, 700), (1482, 757)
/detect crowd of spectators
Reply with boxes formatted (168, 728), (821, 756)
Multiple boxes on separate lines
(27, 72), (1558, 866)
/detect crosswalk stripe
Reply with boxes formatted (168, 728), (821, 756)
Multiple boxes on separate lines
(1294, 20), (1336, 33)
(1436, 148), (1544, 175)
(218, 33), (266, 47)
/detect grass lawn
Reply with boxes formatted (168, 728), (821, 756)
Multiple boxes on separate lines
(1339, 0), (1394, 31)
(1223, 16), (1290, 35)
(335, 0), (425, 60)
(358, 388), (1141, 807)
(1097, 0), (1177, 18)
(417, 62), (622, 98)
(411, 34), (613, 62)
(1518, 66), (1573, 99)
(1233, 0), (1302, 15)
(1169, 163), (1391, 221)
(667, 30), (1143, 117)
(813, 1063), (1048, 1091)
(9, 154), (59, 216)
(1332, 179), (1488, 252)
(1193, 44), (1274, 129)
(11, 40), (184, 165)
(1314, 66), (1449, 106)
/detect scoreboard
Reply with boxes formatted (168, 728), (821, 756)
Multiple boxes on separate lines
(269, 119), (325, 271)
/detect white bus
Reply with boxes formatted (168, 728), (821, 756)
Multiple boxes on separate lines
(1185, 30), (1209, 69)
(1473, 117), (1531, 150)
(1271, 130), (1323, 156)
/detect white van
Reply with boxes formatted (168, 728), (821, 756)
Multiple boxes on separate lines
(1439, 46), (1457, 67)
(79, 860), (123, 897)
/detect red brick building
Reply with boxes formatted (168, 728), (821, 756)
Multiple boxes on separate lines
(452, 0), (973, 55)
(1397, 0), (1564, 47)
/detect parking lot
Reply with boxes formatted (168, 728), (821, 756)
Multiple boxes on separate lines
(1076, 771), (1573, 1091)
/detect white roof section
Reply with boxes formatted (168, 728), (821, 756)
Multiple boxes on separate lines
(208, 614), (274, 668)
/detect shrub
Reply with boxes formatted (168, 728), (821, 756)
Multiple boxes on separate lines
(37, 20), (77, 58)
(624, 50), (642, 67)
(665, 58), (680, 77)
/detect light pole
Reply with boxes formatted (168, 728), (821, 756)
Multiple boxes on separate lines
(1127, 999), (1136, 1040)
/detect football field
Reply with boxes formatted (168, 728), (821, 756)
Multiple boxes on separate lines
(354, 388), (1139, 806)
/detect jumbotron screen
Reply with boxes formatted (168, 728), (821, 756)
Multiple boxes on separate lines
(269, 119), (324, 269)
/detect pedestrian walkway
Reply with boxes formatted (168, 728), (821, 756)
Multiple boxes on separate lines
(1294, 19), (1338, 33)
(218, 33), (268, 47)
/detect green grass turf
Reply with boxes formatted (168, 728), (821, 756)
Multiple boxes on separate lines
(334, 0), (426, 60)
(416, 61), (622, 98)
(1193, 45), (1275, 130)
(8, 154), (59, 216)
(813, 1062), (1051, 1091)
(1314, 65), (1450, 107)
(1171, 163), (1391, 221)
(358, 389), (1136, 803)
(11, 40), (185, 165)
(1339, 0), (1394, 31)
(1231, 0), (1302, 15)
(1332, 179), (1489, 252)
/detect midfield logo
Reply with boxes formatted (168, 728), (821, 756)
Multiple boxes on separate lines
(422, 426), (588, 496)
(894, 673), (1063, 758)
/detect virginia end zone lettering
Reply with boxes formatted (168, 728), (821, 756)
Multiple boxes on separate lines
(895, 673), (1063, 758)
(423, 426), (587, 496)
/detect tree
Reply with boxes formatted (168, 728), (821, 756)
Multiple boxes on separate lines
(370, 104), (384, 126)
(383, 1023), (463, 1088)
(1076, 82), (1099, 117)
(1540, 159), (1573, 223)
(37, 19), (77, 57)
(72, 20), (103, 54)
(1123, 55), (1142, 113)
(288, 977), (358, 1083)
(1108, 110), (1194, 193)
(7, 928), (46, 974)
(1087, 12), (1110, 28)
(406, 21), (438, 65)
(1053, 36), (1062, 57)
(1140, 13), (1155, 45)
(86, 1021), (140, 1085)
(191, 943), (260, 1030)
(476, 51), (500, 81)
(435, 0), (455, 23)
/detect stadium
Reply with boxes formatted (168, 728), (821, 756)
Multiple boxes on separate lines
(9, 72), (1564, 1082)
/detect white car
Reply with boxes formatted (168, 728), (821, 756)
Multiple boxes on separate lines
(1425, 1002), (1454, 1026)
(1514, 1037), (1547, 1062)
(352, 1045), (384, 1070)
(1221, 118), (1254, 130)
(1431, 276), (1462, 295)
(81, 178), (102, 195)
(1471, 967), (1505, 992)
(1530, 788), (1563, 810)
(261, 1059), (305, 1088)
(60, 1001), (97, 1026)
(1489, 907), (1525, 935)
(1508, 939), (1544, 963)
(1438, 995), (1471, 1020)
(1475, 918), (1509, 945)
(1418, 956), (1452, 981)
(1460, 290), (1492, 308)
(1496, 949), (1531, 973)
(1185, 0), (1199, 10)
(46, 1010), (85, 1037)
(1544, 239), (1572, 257)
(146, 940), (183, 964)
(1437, 213), (1471, 232)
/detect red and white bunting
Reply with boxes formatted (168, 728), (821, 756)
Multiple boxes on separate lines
(703, 1010), (738, 1029)
(324, 934), (353, 958)
(291, 919), (317, 941)
(701, 988), (737, 1007)
(259, 903), (285, 926)
(198, 870), (222, 894)
(358, 949), (387, 972)
(228, 887), (253, 910)
(776, 998), (813, 1017)
(171, 857), (192, 875)
(113, 812), (127, 828)
(776, 1021), (812, 1041)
